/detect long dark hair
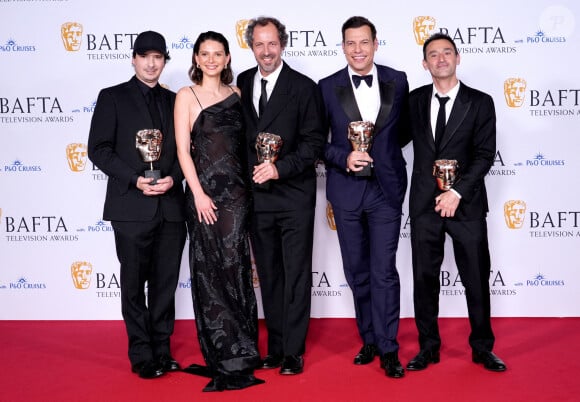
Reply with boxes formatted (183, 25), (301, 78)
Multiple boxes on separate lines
(188, 31), (233, 84)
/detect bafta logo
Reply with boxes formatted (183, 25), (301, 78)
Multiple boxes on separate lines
(61, 22), (83, 52)
(235, 19), (250, 49)
(413, 16), (436, 45)
(71, 261), (93, 290)
(504, 200), (526, 229)
(326, 202), (337, 231)
(66, 143), (88, 172)
(504, 78), (527, 108)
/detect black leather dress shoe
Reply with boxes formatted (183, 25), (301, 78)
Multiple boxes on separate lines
(406, 350), (440, 371)
(158, 355), (181, 372)
(280, 355), (304, 375)
(261, 354), (283, 369)
(131, 359), (165, 379)
(472, 351), (507, 372)
(353, 344), (377, 365)
(380, 352), (405, 378)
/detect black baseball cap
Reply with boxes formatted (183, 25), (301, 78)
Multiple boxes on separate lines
(133, 30), (170, 59)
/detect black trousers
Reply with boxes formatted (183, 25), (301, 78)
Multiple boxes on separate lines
(251, 208), (314, 357)
(112, 213), (186, 365)
(410, 212), (495, 353)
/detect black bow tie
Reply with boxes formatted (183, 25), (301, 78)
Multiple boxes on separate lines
(352, 74), (373, 88)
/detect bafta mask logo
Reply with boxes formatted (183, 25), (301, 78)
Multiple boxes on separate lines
(326, 202), (337, 231)
(413, 16), (436, 45)
(71, 261), (93, 289)
(504, 78), (527, 108)
(61, 22), (83, 52)
(66, 143), (88, 172)
(235, 19), (250, 49)
(504, 200), (527, 229)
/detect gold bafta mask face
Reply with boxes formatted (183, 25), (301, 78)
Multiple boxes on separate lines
(326, 202), (337, 231)
(235, 19), (250, 49)
(61, 22), (83, 51)
(504, 78), (527, 108)
(71, 261), (93, 289)
(66, 143), (88, 172)
(504, 200), (526, 229)
(413, 16), (436, 45)
(136, 129), (163, 163)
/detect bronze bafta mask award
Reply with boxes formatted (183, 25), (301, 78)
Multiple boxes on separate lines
(433, 159), (459, 191)
(136, 129), (163, 184)
(255, 132), (283, 189)
(348, 121), (375, 176)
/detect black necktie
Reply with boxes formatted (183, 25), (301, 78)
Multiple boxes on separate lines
(434, 94), (450, 149)
(259, 78), (268, 117)
(147, 86), (162, 130)
(352, 74), (373, 88)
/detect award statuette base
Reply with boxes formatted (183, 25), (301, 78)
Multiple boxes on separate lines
(145, 169), (161, 185)
(353, 162), (373, 177)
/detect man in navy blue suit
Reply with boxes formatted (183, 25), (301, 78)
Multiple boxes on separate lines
(318, 16), (410, 378)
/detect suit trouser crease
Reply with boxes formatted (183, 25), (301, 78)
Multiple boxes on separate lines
(332, 179), (402, 354)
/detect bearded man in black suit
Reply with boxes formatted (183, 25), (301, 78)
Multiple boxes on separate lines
(237, 16), (326, 376)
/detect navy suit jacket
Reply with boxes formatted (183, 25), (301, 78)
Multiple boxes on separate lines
(237, 63), (326, 212)
(88, 76), (185, 222)
(409, 82), (496, 220)
(319, 64), (410, 211)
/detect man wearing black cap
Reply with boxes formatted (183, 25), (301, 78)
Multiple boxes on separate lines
(88, 31), (186, 379)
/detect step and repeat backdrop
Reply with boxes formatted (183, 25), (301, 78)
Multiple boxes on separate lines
(1, 0), (578, 319)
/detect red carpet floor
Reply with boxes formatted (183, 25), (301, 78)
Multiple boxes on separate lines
(2, 318), (579, 401)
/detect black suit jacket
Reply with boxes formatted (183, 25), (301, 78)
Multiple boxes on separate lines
(409, 82), (496, 220)
(237, 63), (326, 212)
(88, 76), (185, 222)
(319, 65), (410, 211)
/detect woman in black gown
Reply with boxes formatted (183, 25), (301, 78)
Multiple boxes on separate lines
(174, 31), (263, 392)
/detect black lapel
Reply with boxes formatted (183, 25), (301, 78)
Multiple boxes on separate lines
(374, 79), (395, 133)
(335, 68), (362, 122)
(439, 85), (471, 151)
(257, 64), (291, 132)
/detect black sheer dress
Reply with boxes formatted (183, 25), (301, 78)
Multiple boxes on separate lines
(183, 88), (263, 392)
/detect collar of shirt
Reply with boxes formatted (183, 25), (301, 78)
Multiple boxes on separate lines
(430, 81), (461, 128)
(348, 64), (380, 123)
(253, 61), (284, 112)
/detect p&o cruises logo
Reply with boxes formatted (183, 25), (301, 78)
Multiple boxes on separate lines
(3, 160), (42, 174)
(0, 277), (47, 291)
(0, 38), (36, 53)
(516, 6), (574, 46)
